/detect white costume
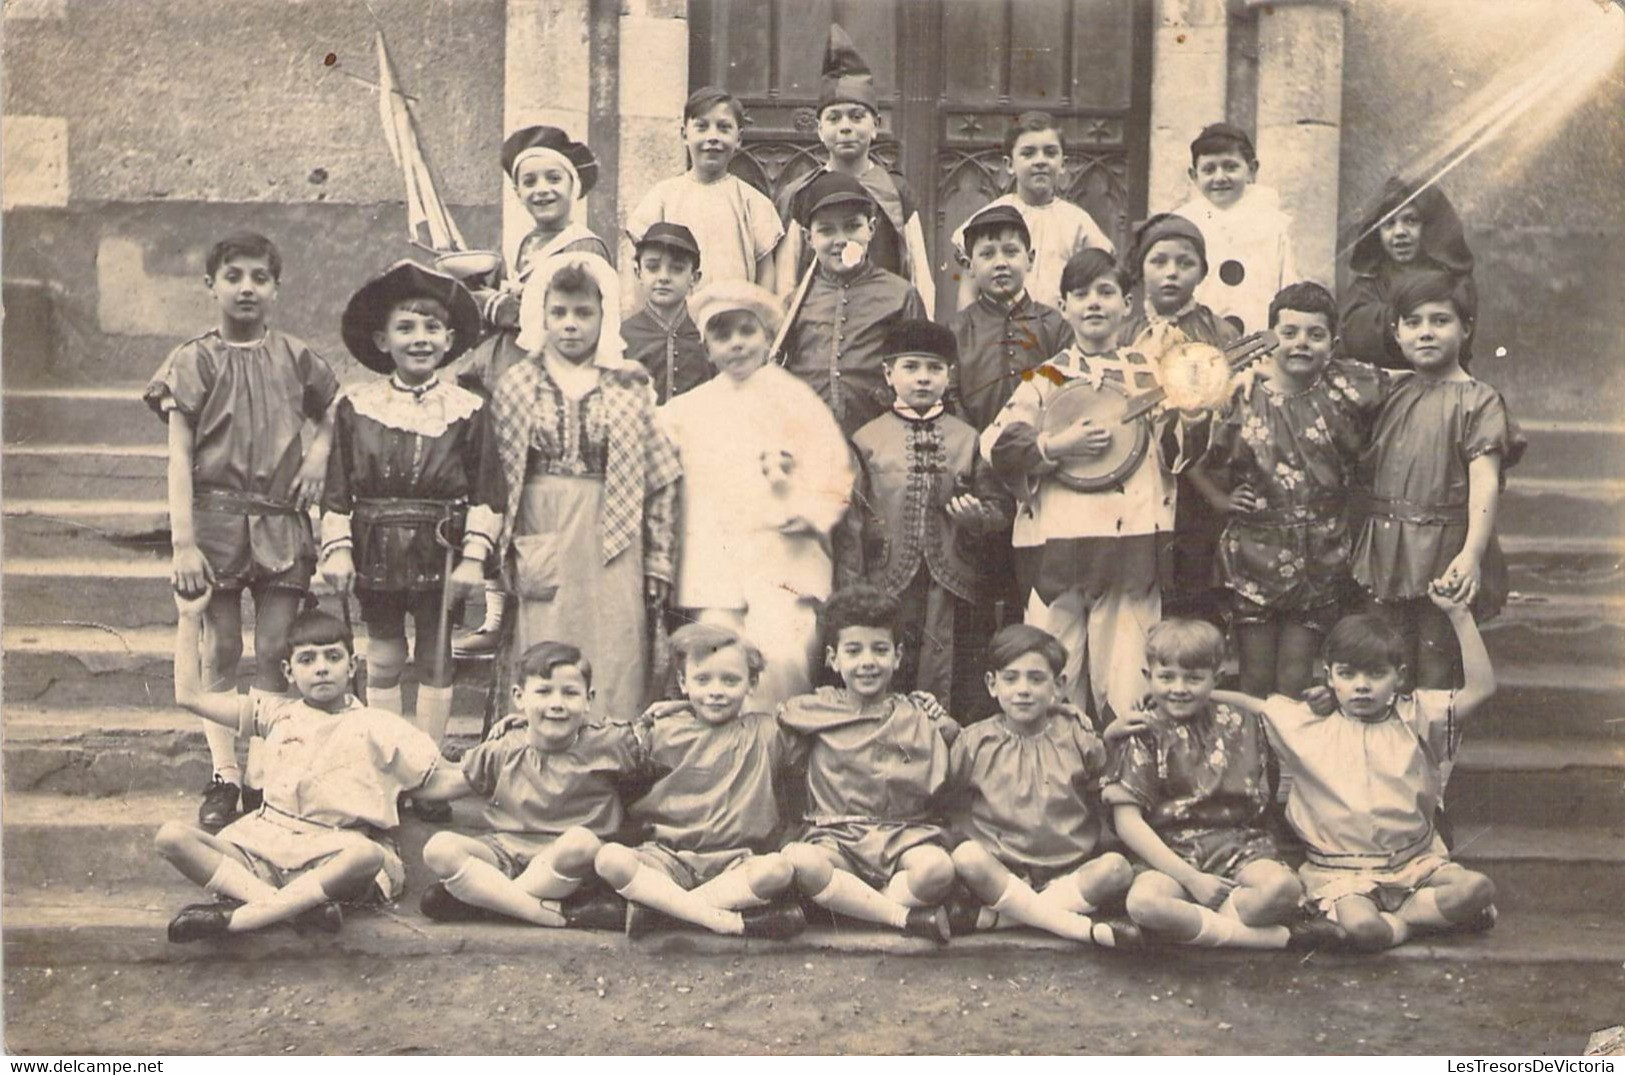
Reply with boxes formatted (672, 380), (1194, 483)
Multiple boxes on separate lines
(1172, 185), (1298, 337)
(658, 362), (854, 711)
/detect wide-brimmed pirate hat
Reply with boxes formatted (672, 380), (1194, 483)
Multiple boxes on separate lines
(341, 260), (482, 373)
(500, 126), (599, 197)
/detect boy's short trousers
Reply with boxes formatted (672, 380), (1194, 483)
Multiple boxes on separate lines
(358, 588), (449, 642)
(476, 832), (558, 879)
(1225, 590), (1343, 636)
(219, 808), (403, 903)
(1299, 851), (1456, 920)
(1131, 827), (1281, 882)
(195, 507), (316, 595)
(634, 843), (754, 890)
(800, 820), (949, 889)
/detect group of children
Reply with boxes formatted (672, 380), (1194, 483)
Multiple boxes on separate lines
(146, 23), (1519, 954)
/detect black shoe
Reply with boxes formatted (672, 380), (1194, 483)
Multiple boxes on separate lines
(168, 902), (234, 943)
(410, 798), (453, 823)
(419, 882), (492, 923)
(1444, 904), (1498, 935)
(561, 890), (628, 932)
(291, 901), (345, 935)
(197, 777), (242, 834)
(902, 906), (951, 945)
(1091, 915), (1144, 950)
(740, 901), (807, 940)
(1286, 913), (1349, 951)
(240, 785), (264, 813)
(944, 897), (985, 937)
(625, 902), (683, 939)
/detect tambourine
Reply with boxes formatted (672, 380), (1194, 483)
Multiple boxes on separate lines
(1042, 331), (1277, 493)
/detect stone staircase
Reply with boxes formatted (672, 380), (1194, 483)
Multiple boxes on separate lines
(3, 385), (1622, 964)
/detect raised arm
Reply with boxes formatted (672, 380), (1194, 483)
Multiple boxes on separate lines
(172, 590), (250, 729)
(1430, 586), (1495, 718)
(1210, 689), (1270, 719)
(412, 764), (476, 802)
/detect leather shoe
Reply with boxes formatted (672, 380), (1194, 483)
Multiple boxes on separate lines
(561, 890), (628, 932)
(168, 902), (234, 943)
(902, 905), (951, 944)
(739, 900), (807, 940)
(419, 881), (492, 922)
(625, 902), (683, 939)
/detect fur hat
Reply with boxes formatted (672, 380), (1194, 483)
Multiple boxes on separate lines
(688, 280), (784, 338)
(500, 126), (598, 196)
(818, 23), (879, 114)
(341, 260), (482, 374)
(882, 319), (958, 367)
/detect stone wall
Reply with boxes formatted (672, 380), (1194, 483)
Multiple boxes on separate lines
(1338, 0), (1625, 421)
(2, 0), (506, 386)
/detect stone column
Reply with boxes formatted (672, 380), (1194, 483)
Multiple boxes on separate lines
(503, 0), (592, 265)
(1147, 0), (1230, 216)
(615, 0), (691, 303)
(1246, 0), (1346, 285)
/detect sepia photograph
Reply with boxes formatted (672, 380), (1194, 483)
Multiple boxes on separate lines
(0, 0), (1621, 1058)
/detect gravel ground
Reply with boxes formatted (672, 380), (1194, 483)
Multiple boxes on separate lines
(6, 946), (1621, 1055)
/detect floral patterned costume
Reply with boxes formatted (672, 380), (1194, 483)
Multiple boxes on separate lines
(1102, 702), (1279, 879)
(1205, 360), (1388, 628)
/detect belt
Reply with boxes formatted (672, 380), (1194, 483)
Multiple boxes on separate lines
(1350, 492), (1467, 526)
(194, 488), (298, 516)
(1232, 493), (1345, 528)
(352, 497), (465, 526)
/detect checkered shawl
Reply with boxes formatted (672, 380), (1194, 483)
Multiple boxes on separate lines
(491, 351), (681, 567)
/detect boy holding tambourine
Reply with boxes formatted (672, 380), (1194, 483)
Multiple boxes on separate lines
(980, 249), (1202, 724)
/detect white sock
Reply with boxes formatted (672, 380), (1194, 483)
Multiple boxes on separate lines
(201, 704), (242, 785)
(808, 870), (909, 929)
(226, 871), (330, 932)
(415, 684), (454, 746)
(617, 866), (744, 935)
(445, 858), (564, 926)
(994, 876), (1098, 943)
(479, 585), (506, 632)
(516, 859), (587, 901)
(204, 858), (276, 903)
(691, 867), (769, 911)
(1036, 873), (1098, 915)
(882, 870), (929, 909)
(1380, 911), (1412, 946)
(1189, 906), (1289, 949)
(368, 684), (403, 716)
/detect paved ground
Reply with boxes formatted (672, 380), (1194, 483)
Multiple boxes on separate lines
(6, 943), (1621, 1055)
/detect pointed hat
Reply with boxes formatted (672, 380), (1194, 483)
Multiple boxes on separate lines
(819, 23), (878, 113)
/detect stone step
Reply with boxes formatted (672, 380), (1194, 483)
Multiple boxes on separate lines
(1504, 536), (1625, 597)
(0, 512), (171, 563)
(1471, 664), (1625, 742)
(8, 889), (1617, 966)
(3, 387), (160, 448)
(2, 498), (172, 541)
(1, 558), (341, 629)
(1498, 477), (1625, 543)
(1480, 593), (1625, 670)
(3, 793), (1617, 925)
(2, 444), (168, 501)
(1516, 420), (1625, 483)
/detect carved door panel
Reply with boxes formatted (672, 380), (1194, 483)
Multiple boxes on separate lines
(689, 0), (1151, 315)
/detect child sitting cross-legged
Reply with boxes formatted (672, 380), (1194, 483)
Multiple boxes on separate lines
(1213, 592), (1499, 951)
(593, 623), (808, 940)
(1102, 619), (1337, 951)
(944, 625), (1139, 947)
(780, 584), (959, 943)
(415, 640), (641, 930)
(158, 594), (465, 942)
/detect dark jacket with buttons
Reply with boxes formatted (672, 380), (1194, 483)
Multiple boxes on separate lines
(949, 292), (1074, 432)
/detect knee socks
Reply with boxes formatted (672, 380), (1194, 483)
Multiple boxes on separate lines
(991, 876), (1099, 944)
(415, 684), (454, 747)
(1190, 906), (1289, 949)
(445, 858), (564, 927)
(807, 871), (909, 930)
(690, 868), (770, 911)
(615, 866), (744, 935)
(205, 858), (275, 904)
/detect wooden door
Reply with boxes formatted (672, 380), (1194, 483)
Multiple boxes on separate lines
(690, 0), (1152, 315)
